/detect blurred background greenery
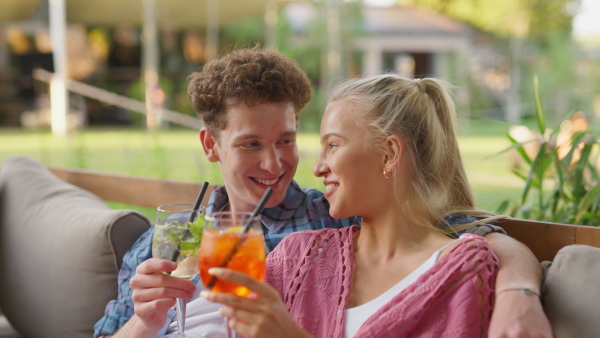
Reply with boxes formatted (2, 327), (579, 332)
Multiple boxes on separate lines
(0, 118), (521, 211)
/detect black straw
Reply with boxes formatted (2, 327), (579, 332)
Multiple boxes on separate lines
(241, 188), (273, 234)
(207, 188), (273, 290)
(170, 182), (209, 263)
(188, 181), (209, 223)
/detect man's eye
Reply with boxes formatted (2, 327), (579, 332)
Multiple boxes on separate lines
(329, 143), (338, 148)
(281, 139), (295, 145)
(244, 142), (260, 148)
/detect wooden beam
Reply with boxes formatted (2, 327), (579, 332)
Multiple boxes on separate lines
(48, 166), (218, 209)
(493, 218), (600, 262)
(576, 226), (600, 248)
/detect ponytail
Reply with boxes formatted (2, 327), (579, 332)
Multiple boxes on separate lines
(328, 74), (497, 231)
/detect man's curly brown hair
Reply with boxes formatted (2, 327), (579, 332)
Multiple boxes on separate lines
(187, 48), (312, 134)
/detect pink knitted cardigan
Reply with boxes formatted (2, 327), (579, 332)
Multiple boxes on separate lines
(265, 226), (498, 337)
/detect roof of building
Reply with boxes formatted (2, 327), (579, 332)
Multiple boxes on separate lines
(362, 5), (472, 36)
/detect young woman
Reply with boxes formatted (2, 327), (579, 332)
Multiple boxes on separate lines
(201, 74), (502, 337)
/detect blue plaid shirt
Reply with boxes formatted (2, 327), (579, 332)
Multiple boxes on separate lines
(94, 180), (504, 337)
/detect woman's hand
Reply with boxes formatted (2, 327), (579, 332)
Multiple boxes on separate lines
(200, 268), (312, 338)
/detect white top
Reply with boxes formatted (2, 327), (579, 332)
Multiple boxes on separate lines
(165, 281), (227, 337)
(344, 238), (462, 338)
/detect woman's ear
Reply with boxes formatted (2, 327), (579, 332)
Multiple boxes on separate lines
(200, 127), (219, 163)
(383, 135), (403, 170)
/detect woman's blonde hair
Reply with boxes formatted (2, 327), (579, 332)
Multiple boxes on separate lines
(328, 74), (501, 232)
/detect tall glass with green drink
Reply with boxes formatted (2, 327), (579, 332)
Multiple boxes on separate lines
(152, 203), (205, 338)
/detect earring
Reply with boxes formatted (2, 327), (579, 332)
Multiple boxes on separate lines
(383, 168), (390, 179)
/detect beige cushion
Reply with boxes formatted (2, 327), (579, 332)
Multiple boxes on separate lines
(541, 244), (600, 338)
(0, 156), (151, 338)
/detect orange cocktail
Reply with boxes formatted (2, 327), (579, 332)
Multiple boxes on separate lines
(198, 212), (266, 297)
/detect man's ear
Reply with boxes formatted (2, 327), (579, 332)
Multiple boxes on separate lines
(200, 127), (219, 163)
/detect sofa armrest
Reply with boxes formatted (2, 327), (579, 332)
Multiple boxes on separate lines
(0, 156), (151, 338)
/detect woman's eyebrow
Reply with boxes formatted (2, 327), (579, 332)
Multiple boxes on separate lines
(320, 132), (344, 141)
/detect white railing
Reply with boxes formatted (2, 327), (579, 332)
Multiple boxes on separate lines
(32, 68), (203, 130)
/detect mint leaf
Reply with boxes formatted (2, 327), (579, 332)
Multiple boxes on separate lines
(174, 214), (204, 257)
(189, 215), (205, 239)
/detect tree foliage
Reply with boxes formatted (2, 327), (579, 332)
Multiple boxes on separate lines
(402, 0), (576, 40)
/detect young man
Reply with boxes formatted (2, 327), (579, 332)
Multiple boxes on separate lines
(95, 48), (551, 338)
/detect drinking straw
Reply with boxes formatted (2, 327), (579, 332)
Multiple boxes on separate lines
(170, 182), (210, 262)
(188, 181), (210, 223)
(241, 187), (273, 234)
(207, 188), (273, 290)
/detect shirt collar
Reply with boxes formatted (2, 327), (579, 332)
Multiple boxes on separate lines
(206, 181), (306, 233)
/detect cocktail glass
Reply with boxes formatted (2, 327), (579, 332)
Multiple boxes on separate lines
(198, 211), (265, 338)
(153, 203), (205, 338)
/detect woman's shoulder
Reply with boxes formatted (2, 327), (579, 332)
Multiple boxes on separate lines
(444, 233), (497, 263)
(457, 233), (490, 245)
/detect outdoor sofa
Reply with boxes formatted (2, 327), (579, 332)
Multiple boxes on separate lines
(1, 155), (599, 337)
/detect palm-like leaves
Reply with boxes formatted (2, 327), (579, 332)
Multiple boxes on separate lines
(496, 76), (600, 226)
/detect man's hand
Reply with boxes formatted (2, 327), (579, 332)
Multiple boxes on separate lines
(128, 258), (196, 334)
(489, 290), (552, 338)
(485, 233), (552, 338)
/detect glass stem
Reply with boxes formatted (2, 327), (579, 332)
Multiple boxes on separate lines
(176, 298), (186, 333)
(225, 318), (238, 338)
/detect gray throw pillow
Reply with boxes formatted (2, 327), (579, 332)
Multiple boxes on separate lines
(542, 244), (600, 338)
(0, 156), (151, 338)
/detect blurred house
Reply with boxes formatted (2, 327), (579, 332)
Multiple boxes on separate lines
(284, 3), (475, 109)
(355, 6), (473, 79)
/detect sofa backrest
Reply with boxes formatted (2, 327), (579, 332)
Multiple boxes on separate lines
(0, 156), (151, 338)
(48, 166), (217, 209)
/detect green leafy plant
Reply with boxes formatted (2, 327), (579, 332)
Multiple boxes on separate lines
(496, 75), (600, 226)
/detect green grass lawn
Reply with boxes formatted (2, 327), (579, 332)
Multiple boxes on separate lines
(0, 119), (523, 214)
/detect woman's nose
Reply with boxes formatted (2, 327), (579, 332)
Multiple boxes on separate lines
(313, 152), (329, 177)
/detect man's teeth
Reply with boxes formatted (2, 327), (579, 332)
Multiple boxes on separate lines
(254, 178), (278, 185)
(326, 183), (339, 191)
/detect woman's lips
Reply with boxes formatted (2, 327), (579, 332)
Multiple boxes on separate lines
(323, 181), (339, 199)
